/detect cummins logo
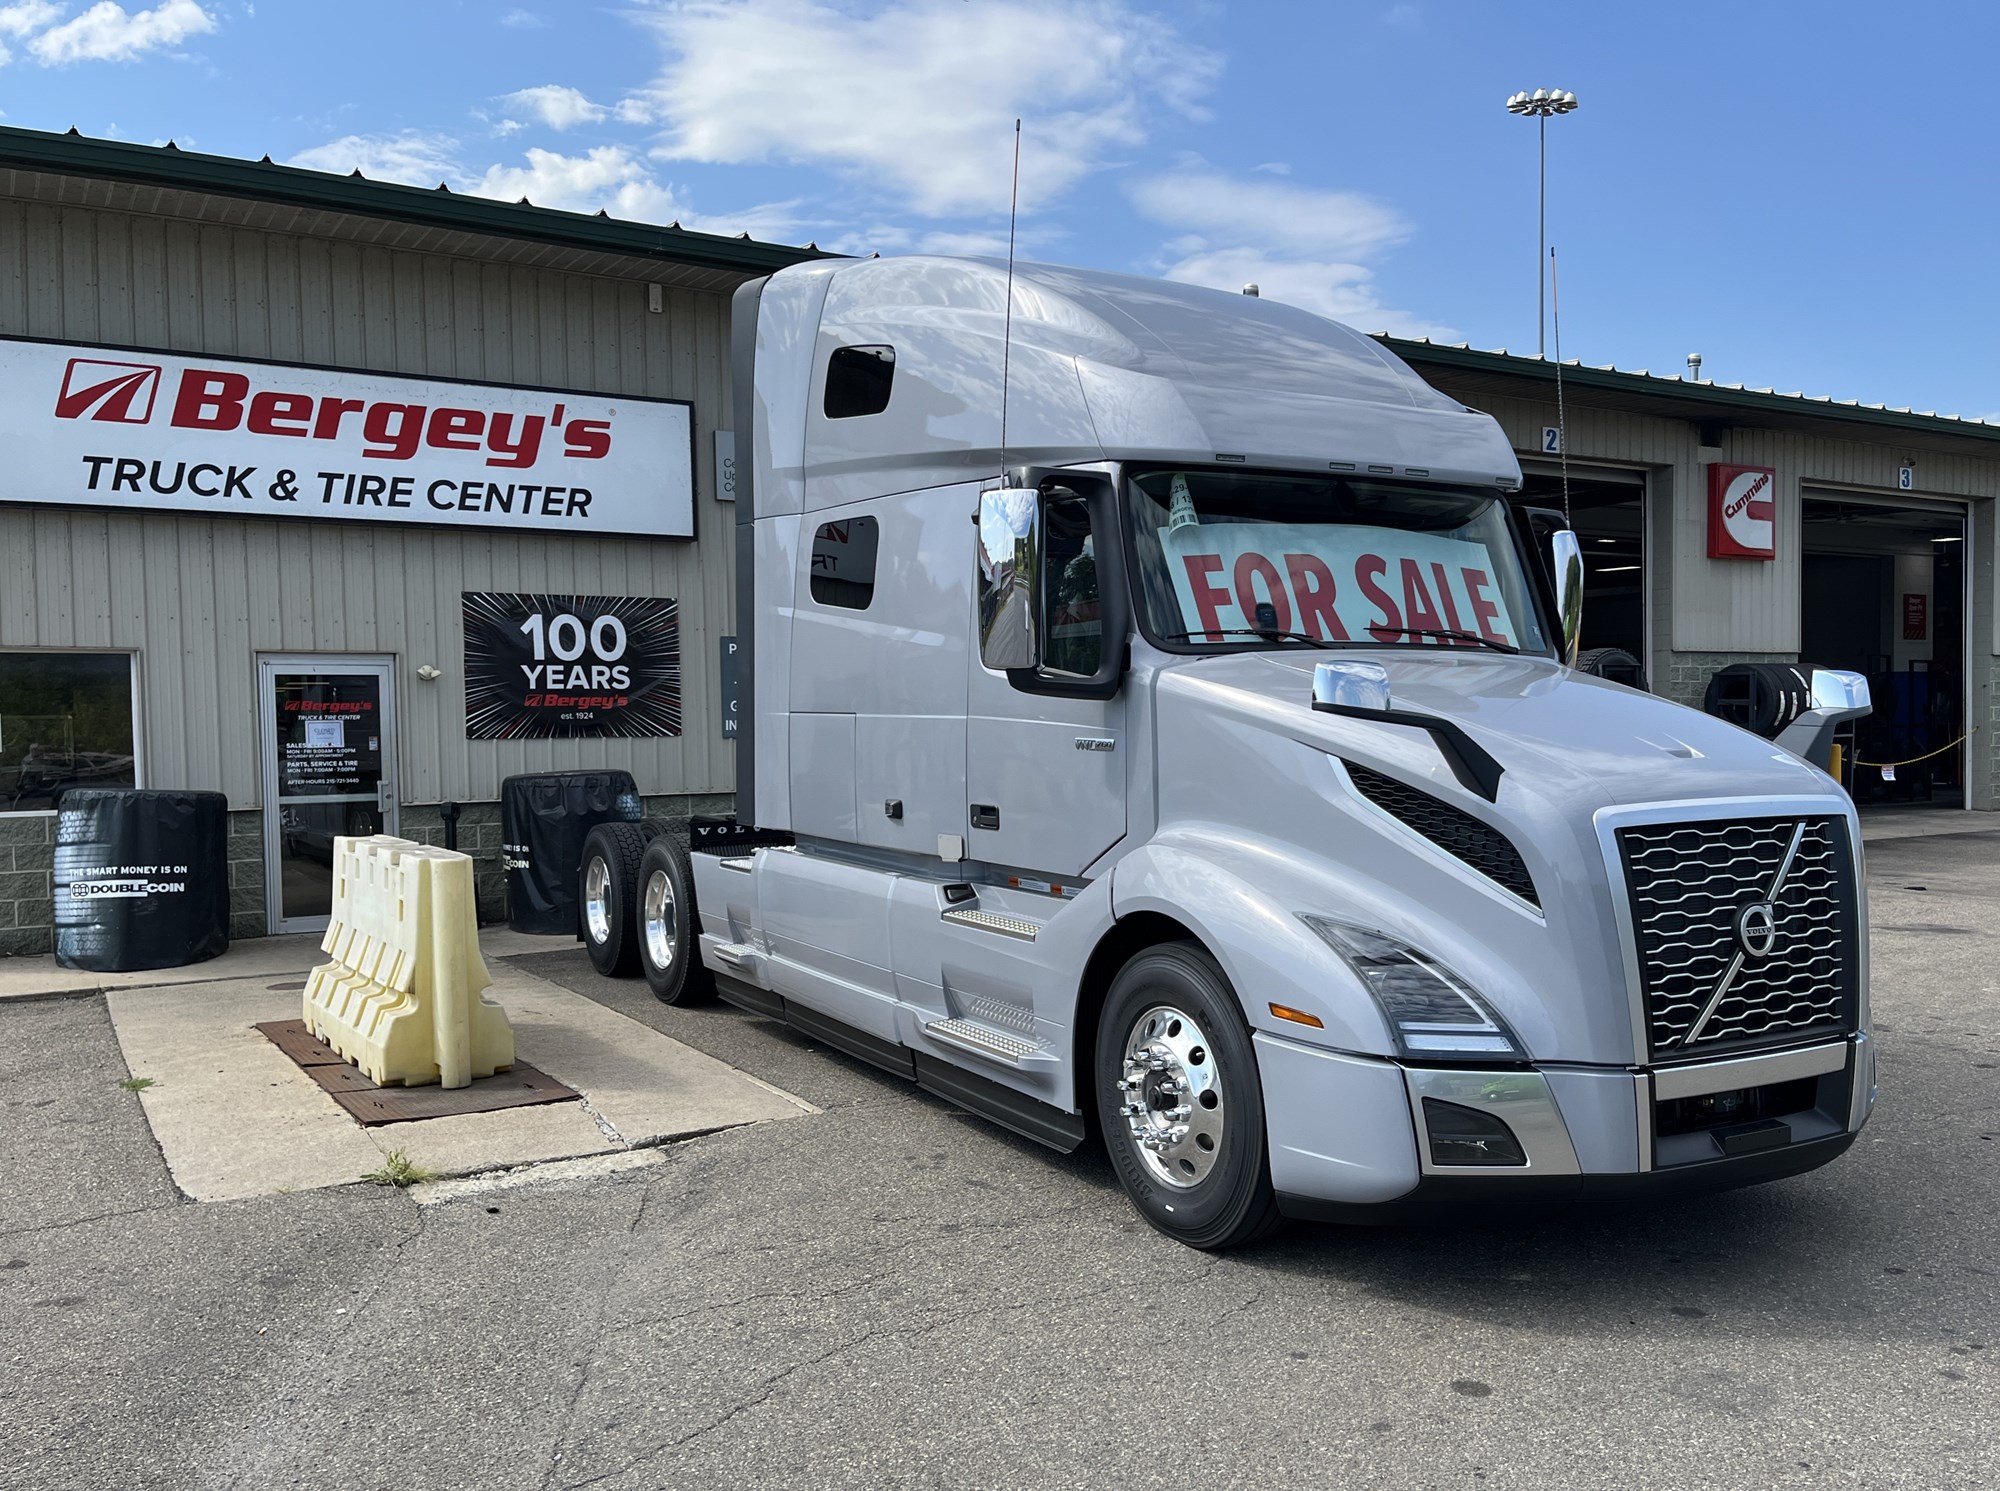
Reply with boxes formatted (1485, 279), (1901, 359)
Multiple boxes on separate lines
(56, 358), (162, 423)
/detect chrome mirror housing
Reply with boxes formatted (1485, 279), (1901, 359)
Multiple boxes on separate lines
(1551, 529), (1583, 666)
(977, 486), (1042, 671)
(1312, 660), (1392, 713)
(1808, 667), (1870, 713)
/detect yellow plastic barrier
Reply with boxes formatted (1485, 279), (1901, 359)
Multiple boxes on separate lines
(302, 835), (514, 1089)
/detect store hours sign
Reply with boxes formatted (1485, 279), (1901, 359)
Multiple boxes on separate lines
(463, 592), (682, 740)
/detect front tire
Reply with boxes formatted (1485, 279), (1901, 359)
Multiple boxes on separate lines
(579, 822), (646, 977)
(636, 833), (714, 1006)
(1094, 943), (1282, 1250)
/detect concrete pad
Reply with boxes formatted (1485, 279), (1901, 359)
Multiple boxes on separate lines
(491, 963), (818, 1144)
(406, 1145), (670, 1206)
(101, 953), (812, 1205)
(0, 925), (581, 1002)
(363, 1100), (614, 1177)
(107, 977), (382, 1203)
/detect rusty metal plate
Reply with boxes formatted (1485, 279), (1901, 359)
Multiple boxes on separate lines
(255, 1019), (580, 1125)
(254, 1019), (345, 1066)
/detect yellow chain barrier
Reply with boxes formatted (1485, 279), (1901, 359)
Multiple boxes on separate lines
(1850, 726), (1978, 771)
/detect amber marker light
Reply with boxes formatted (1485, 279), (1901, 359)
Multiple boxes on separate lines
(1269, 1003), (1324, 1029)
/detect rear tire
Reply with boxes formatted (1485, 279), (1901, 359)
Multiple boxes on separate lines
(637, 834), (714, 1006)
(1094, 942), (1282, 1250)
(579, 822), (646, 977)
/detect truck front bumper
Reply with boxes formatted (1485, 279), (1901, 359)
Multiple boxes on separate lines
(1257, 1028), (1875, 1223)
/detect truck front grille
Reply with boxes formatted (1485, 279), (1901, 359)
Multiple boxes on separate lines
(1617, 816), (1858, 1059)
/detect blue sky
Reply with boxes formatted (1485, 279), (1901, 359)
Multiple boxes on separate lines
(2, 1), (1993, 420)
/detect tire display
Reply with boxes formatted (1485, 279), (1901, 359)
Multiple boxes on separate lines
(1093, 942), (1282, 1250)
(578, 821), (647, 977)
(53, 788), (229, 973)
(1574, 646), (1647, 691)
(499, 769), (643, 934)
(636, 832), (715, 1006)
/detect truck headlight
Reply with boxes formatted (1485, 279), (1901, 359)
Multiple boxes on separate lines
(1300, 917), (1525, 1060)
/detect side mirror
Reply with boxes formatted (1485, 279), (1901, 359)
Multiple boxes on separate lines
(978, 486), (1042, 671)
(1551, 529), (1583, 666)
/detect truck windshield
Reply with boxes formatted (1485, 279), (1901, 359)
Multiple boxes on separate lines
(1126, 467), (1550, 656)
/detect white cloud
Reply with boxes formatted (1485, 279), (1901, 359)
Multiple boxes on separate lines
(0, 2), (61, 36)
(1132, 165), (1446, 337)
(1131, 167), (1408, 261)
(286, 133), (798, 240)
(287, 131), (460, 187)
(630, 0), (1218, 218)
(501, 83), (607, 130)
(29, 0), (214, 63)
(499, 7), (542, 26)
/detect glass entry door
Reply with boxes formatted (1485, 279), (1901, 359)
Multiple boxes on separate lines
(258, 656), (399, 935)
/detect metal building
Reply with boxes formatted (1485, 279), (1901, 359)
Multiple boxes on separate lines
(0, 127), (817, 953)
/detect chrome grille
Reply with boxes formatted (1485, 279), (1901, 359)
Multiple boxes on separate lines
(1618, 816), (1857, 1058)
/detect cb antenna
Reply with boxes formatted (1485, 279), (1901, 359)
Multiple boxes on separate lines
(999, 118), (1020, 477)
(1550, 245), (1571, 529)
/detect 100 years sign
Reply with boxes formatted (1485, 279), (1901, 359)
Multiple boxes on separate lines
(463, 592), (682, 740)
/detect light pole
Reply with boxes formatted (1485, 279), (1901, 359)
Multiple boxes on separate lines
(1505, 88), (1579, 357)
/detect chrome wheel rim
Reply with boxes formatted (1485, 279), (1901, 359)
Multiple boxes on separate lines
(583, 856), (612, 945)
(1118, 1004), (1224, 1189)
(643, 868), (677, 972)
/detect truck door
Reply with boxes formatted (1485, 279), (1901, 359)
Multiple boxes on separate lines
(966, 489), (1126, 879)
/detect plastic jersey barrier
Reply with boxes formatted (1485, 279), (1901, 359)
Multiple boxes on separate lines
(302, 835), (514, 1088)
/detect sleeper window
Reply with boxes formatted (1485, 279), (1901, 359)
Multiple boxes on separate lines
(823, 345), (895, 419)
(810, 516), (880, 610)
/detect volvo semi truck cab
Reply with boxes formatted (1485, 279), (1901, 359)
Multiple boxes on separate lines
(579, 256), (1876, 1249)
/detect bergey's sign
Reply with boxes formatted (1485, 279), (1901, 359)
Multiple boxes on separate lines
(12, 336), (695, 537)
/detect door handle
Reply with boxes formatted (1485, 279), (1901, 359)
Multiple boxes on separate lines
(970, 804), (1000, 831)
(377, 781), (396, 813)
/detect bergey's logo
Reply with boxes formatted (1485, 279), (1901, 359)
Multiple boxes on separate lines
(56, 358), (163, 423)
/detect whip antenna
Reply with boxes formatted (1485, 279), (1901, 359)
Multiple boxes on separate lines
(999, 118), (1020, 474)
(1550, 245), (1572, 528)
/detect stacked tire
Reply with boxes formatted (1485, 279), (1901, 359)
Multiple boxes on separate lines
(577, 820), (714, 1006)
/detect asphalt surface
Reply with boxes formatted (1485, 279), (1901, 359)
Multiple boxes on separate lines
(3, 818), (1996, 1490)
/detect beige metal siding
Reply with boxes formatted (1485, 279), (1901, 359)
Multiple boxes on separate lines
(0, 196), (737, 809)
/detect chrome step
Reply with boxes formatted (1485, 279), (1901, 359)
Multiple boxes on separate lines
(926, 1017), (1041, 1066)
(718, 856), (755, 873)
(707, 940), (761, 971)
(940, 906), (1040, 941)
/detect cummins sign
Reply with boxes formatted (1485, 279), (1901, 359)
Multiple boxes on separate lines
(12, 336), (696, 538)
(1707, 462), (1778, 560)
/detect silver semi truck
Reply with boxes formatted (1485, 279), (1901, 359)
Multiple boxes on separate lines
(576, 256), (1876, 1249)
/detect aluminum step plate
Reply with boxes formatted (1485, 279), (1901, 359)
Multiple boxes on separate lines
(940, 906), (1040, 941)
(926, 1017), (1041, 1065)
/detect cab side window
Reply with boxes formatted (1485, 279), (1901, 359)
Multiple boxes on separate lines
(810, 516), (879, 610)
(1041, 494), (1102, 676)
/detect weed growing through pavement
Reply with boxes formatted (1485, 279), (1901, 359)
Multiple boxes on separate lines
(361, 1150), (438, 1188)
(118, 1077), (156, 1092)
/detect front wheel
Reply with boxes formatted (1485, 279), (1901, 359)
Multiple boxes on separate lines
(1094, 943), (1282, 1250)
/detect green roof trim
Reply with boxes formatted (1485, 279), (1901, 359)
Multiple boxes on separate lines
(1379, 334), (2000, 448)
(0, 124), (832, 275)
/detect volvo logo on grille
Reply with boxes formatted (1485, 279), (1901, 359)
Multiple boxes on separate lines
(1734, 900), (1779, 959)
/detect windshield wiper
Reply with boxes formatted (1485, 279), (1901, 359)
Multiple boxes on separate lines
(1370, 626), (1519, 655)
(1159, 628), (1348, 650)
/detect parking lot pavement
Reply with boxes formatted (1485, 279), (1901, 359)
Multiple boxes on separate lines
(3, 821), (1997, 1490)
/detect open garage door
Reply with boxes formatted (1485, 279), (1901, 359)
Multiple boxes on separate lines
(1514, 466), (1648, 681)
(1800, 493), (1968, 809)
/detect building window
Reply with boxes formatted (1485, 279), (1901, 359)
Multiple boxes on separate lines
(810, 516), (880, 609)
(823, 345), (895, 419)
(0, 652), (138, 812)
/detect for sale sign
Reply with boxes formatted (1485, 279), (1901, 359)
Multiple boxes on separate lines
(10, 335), (695, 537)
(1707, 464), (1778, 559)
(463, 592), (682, 740)
(1160, 522), (1523, 647)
